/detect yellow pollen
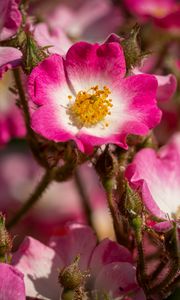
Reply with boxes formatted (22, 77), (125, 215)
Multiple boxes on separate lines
(68, 86), (113, 128)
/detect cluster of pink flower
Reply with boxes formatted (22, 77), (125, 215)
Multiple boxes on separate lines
(0, 0), (180, 299)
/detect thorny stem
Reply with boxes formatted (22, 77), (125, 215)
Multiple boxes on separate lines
(148, 259), (180, 296)
(133, 220), (149, 295)
(7, 169), (54, 229)
(148, 226), (180, 297)
(13, 67), (32, 135)
(163, 273), (180, 293)
(74, 169), (95, 231)
(149, 259), (168, 282)
(105, 183), (127, 246)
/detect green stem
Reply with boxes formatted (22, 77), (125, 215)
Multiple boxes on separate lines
(7, 169), (54, 229)
(74, 169), (94, 230)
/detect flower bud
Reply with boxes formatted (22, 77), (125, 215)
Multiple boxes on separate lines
(0, 214), (12, 263)
(59, 256), (84, 290)
(120, 182), (142, 218)
(21, 31), (48, 74)
(121, 24), (142, 72)
(95, 147), (118, 181)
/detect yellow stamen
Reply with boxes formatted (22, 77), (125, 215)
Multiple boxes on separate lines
(68, 86), (113, 128)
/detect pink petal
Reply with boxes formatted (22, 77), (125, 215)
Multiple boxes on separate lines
(31, 104), (84, 151)
(155, 74), (177, 102)
(12, 236), (63, 299)
(90, 238), (132, 278)
(0, 0), (22, 41)
(34, 23), (72, 55)
(0, 47), (22, 77)
(65, 41), (126, 89)
(125, 142), (180, 219)
(0, 263), (25, 300)
(95, 262), (145, 299)
(28, 54), (69, 106)
(49, 223), (97, 271)
(122, 74), (162, 133)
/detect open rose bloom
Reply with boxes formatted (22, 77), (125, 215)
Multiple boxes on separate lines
(28, 41), (161, 153)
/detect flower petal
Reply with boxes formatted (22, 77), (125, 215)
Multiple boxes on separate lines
(122, 74), (162, 133)
(0, 47), (22, 77)
(155, 74), (177, 102)
(34, 23), (72, 55)
(125, 141), (180, 219)
(12, 236), (63, 300)
(95, 262), (145, 299)
(49, 223), (97, 271)
(0, 263), (25, 300)
(0, 0), (22, 41)
(28, 54), (70, 106)
(90, 238), (132, 278)
(65, 41), (126, 92)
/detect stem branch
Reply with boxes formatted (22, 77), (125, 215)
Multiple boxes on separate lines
(7, 169), (54, 229)
(13, 67), (32, 135)
(74, 169), (94, 230)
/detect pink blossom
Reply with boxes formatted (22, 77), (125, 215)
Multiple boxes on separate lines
(12, 224), (145, 299)
(0, 0), (22, 41)
(0, 263), (25, 299)
(0, 47), (25, 146)
(125, 133), (180, 220)
(31, 0), (124, 42)
(28, 41), (161, 154)
(124, 0), (180, 31)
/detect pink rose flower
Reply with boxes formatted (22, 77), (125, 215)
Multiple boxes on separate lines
(125, 133), (180, 221)
(12, 224), (145, 299)
(124, 0), (180, 31)
(0, 0), (22, 41)
(0, 47), (25, 146)
(0, 263), (25, 299)
(28, 40), (161, 154)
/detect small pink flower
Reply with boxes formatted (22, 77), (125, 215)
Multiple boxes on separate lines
(0, 263), (25, 299)
(124, 0), (180, 31)
(28, 41), (161, 153)
(125, 133), (180, 220)
(0, 47), (25, 146)
(12, 224), (145, 299)
(0, 0), (22, 41)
